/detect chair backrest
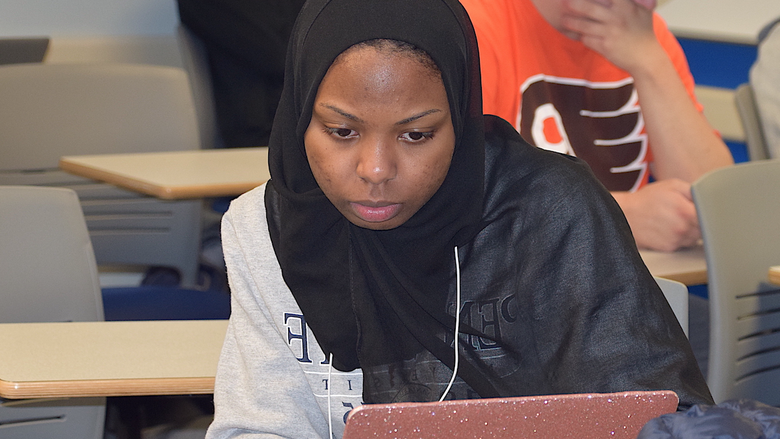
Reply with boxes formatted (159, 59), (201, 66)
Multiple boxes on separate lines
(692, 159), (780, 405)
(0, 186), (103, 323)
(0, 186), (105, 439)
(0, 63), (203, 287)
(654, 277), (689, 337)
(734, 83), (770, 161)
(0, 63), (199, 166)
(750, 20), (780, 161)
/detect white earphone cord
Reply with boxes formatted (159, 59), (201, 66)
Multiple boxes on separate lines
(439, 246), (461, 402)
(328, 352), (334, 439)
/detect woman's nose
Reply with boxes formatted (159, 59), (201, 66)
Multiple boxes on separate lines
(356, 138), (397, 185)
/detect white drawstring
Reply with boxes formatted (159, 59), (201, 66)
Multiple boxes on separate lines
(328, 352), (334, 439)
(439, 246), (461, 402)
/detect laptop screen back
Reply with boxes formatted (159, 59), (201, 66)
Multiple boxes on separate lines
(343, 390), (678, 439)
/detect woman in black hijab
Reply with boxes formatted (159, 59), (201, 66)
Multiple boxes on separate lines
(207, 0), (712, 437)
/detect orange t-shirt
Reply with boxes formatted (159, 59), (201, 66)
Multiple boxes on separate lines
(460, 0), (701, 192)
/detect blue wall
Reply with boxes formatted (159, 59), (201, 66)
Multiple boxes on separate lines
(678, 38), (757, 89)
(677, 37), (758, 164)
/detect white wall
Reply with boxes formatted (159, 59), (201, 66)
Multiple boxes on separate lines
(657, 0), (780, 45)
(0, 0), (178, 37)
(0, 0), (182, 66)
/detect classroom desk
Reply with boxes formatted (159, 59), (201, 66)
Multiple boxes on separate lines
(59, 147), (269, 200)
(770, 266), (780, 286)
(640, 245), (708, 286)
(0, 319), (227, 399)
(58, 147), (708, 285)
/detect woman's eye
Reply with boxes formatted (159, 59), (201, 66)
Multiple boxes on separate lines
(401, 131), (434, 143)
(327, 127), (358, 139)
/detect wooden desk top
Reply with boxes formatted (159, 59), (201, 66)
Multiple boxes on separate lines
(640, 245), (708, 286)
(59, 147), (269, 200)
(770, 266), (780, 286)
(0, 320), (227, 399)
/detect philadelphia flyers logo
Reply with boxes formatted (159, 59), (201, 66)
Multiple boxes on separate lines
(518, 75), (648, 192)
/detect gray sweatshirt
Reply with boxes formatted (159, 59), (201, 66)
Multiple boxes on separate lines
(206, 184), (364, 439)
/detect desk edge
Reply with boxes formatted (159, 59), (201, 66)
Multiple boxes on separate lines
(655, 270), (708, 286)
(60, 157), (266, 200)
(59, 158), (162, 198)
(770, 266), (780, 286)
(0, 377), (215, 399)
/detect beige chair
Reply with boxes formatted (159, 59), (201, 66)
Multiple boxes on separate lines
(734, 83), (770, 161)
(0, 186), (105, 439)
(692, 159), (780, 405)
(0, 63), (203, 287)
(654, 277), (689, 337)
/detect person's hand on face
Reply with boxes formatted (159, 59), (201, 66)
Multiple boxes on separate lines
(304, 44), (455, 230)
(632, 0), (656, 9)
(560, 0), (659, 74)
(591, 0), (656, 9)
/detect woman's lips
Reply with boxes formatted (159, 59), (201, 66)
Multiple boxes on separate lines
(350, 202), (401, 223)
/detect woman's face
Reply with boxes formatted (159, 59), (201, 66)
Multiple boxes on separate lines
(304, 45), (455, 230)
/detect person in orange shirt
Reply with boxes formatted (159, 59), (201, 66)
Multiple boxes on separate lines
(460, 0), (733, 252)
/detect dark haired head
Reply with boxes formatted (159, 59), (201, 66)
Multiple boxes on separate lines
(337, 39), (441, 79)
(265, 0), (486, 373)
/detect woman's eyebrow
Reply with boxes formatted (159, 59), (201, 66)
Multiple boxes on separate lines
(319, 103), (364, 123)
(318, 103), (442, 126)
(395, 109), (442, 126)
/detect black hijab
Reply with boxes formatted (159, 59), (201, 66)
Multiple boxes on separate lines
(266, 0), (487, 389)
(265, 0), (713, 407)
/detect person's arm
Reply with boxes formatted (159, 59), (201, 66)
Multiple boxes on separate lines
(207, 188), (344, 439)
(561, 0), (733, 183)
(561, 0), (732, 251)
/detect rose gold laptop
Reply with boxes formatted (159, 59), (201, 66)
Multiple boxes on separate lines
(343, 390), (677, 439)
